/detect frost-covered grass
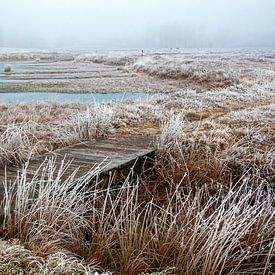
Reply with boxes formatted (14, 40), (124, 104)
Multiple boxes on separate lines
(0, 48), (75, 61)
(75, 53), (138, 66)
(156, 116), (274, 188)
(1, 48), (274, 94)
(0, 123), (38, 166)
(220, 103), (275, 125)
(0, 147), (274, 274)
(57, 105), (115, 145)
(0, 49), (274, 274)
(131, 56), (236, 88)
(0, 240), (99, 275)
(1, 158), (101, 249)
(0, 113), (274, 273)
(0, 99), (163, 166)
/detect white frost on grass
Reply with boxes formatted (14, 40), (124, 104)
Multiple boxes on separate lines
(57, 104), (115, 144)
(220, 104), (275, 125)
(0, 123), (38, 166)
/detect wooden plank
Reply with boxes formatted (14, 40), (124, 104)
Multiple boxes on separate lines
(0, 135), (156, 201)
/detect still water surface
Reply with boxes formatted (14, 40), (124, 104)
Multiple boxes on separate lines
(0, 92), (154, 104)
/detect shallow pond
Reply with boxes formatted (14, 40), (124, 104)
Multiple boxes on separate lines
(0, 92), (156, 104)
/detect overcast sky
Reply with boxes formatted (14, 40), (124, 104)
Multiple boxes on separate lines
(0, 0), (274, 49)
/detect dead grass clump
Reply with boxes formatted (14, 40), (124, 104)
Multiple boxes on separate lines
(154, 115), (186, 184)
(219, 104), (275, 127)
(86, 179), (275, 274)
(224, 127), (275, 186)
(131, 56), (236, 88)
(57, 105), (114, 145)
(0, 158), (101, 255)
(0, 155), (274, 274)
(75, 54), (136, 66)
(0, 102), (83, 126)
(0, 239), (98, 274)
(154, 112), (275, 189)
(154, 117), (233, 187)
(0, 123), (39, 167)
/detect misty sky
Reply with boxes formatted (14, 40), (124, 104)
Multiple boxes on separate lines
(0, 0), (274, 49)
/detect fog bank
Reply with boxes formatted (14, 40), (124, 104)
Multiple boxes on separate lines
(0, 0), (274, 49)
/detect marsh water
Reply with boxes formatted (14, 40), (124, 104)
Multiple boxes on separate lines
(0, 92), (154, 103)
(0, 62), (158, 103)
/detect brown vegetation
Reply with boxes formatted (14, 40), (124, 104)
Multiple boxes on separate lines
(0, 49), (274, 274)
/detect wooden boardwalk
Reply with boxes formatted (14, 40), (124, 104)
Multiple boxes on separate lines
(0, 135), (156, 188)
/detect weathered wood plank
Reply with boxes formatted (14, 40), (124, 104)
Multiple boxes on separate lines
(0, 135), (156, 196)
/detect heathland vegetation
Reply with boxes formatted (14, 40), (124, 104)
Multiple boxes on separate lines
(0, 49), (274, 274)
